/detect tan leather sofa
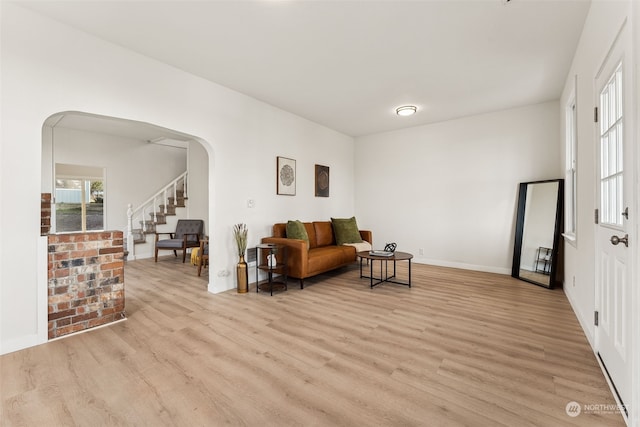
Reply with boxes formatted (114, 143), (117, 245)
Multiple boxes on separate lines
(261, 221), (372, 288)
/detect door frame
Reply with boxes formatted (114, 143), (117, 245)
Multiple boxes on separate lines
(632, 2), (640, 424)
(593, 17), (636, 423)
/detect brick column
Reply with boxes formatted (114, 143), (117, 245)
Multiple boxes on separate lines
(41, 193), (51, 235)
(48, 231), (125, 339)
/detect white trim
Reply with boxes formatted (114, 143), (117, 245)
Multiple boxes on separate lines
(37, 236), (48, 344)
(565, 77), (578, 240)
(630, 1), (640, 424)
(596, 18), (629, 80)
(563, 286), (594, 347)
(0, 334), (45, 356)
(595, 353), (630, 424)
(47, 318), (127, 343)
(593, 15), (635, 423)
(414, 257), (511, 276)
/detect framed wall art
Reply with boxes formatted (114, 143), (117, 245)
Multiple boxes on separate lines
(315, 164), (329, 197)
(277, 156), (296, 195)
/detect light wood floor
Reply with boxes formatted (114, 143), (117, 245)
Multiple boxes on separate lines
(1, 257), (624, 426)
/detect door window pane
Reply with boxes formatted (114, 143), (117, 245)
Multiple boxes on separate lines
(87, 179), (104, 231)
(599, 62), (623, 227)
(55, 177), (104, 232)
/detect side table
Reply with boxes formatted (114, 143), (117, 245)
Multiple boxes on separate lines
(255, 244), (288, 295)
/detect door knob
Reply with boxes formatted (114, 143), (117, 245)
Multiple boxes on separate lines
(610, 234), (629, 247)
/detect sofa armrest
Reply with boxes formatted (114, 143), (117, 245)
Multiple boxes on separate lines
(261, 237), (308, 278)
(359, 230), (372, 245)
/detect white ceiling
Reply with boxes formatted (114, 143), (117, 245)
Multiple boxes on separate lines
(21, 0), (590, 137)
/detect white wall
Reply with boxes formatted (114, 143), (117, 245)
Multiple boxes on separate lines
(42, 126), (188, 233)
(635, 2), (640, 424)
(0, 3), (354, 354)
(355, 101), (560, 274)
(559, 0), (632, 346)
(187, 140), (209, 236)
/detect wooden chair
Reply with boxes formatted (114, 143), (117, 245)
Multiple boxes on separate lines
(197, 239), (209, 276)
(154, 219), (204, 262)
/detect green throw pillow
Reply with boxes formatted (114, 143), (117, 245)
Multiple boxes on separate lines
(286, 220), (310, 249)
(331, 217), (363, 246)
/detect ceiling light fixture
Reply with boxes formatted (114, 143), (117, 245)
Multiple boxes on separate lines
(396, 105), (417, 116)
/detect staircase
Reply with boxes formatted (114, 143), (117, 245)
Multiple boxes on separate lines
(125, 172), (189, 260)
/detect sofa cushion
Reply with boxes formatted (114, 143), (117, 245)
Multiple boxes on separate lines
(304, 222), (318, 248)
(286, 220), (310, 249)
(157, 238), (189, 249)
(331, 217), (363, 246)
(307, 246), (350, 273)
(273, 223), (287, 238)
(314, 221), (335, 247)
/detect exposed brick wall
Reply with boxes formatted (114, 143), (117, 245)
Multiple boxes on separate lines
(41, 193), (51, 235)
(48, 231), (126, 339)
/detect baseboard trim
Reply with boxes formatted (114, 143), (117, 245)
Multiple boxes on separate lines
(48, 318), (127, 343)
(414, 258), (511, 276)
(1, 334), (47, 356)
(563, 286), (594, 347)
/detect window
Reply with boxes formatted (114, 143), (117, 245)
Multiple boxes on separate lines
(55, 164), (104, 232)
(565, 90), (577, 240)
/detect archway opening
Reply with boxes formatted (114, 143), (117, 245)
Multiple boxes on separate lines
(41, 111), (212, 340)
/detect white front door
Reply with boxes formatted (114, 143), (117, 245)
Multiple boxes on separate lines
(594, 21), (632, 413)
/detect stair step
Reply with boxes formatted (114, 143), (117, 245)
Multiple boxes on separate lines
(139, 221), (156, 234)
(150, 212), (166, 225)
(159, 204), (176, 215)
(168, 197), (185, 208)
(127, 180), (191, 246)
(130, 228), (147, 244)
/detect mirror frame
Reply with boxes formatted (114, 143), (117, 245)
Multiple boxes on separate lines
(511, 179), (564, 289)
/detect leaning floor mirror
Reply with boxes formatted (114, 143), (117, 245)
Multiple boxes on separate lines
(512, 179), (564, 289)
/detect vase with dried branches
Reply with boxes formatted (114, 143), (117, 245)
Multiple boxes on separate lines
(233, 223), (249, 293)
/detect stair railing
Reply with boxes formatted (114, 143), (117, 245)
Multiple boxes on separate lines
(126, 171), (188, 258)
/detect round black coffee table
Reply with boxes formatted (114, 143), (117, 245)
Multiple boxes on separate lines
(357, 251), (413, 288)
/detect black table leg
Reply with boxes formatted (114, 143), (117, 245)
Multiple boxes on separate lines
(369, 258), (374, 288)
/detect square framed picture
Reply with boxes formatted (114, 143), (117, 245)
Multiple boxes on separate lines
(315, 164), (329, 197)
(277, 156), (296, 195)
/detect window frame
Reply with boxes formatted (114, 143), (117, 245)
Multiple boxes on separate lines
(54, 164), (105, 234)
(564, 82), (578, 245)
(598, 62), (624, 229)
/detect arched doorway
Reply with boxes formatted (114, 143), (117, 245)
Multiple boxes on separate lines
(41, 111), (211, 339)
